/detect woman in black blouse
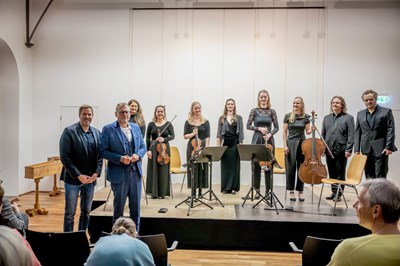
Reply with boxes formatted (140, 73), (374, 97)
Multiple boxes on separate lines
(183, 101), (210, 196)
(217, 99), (244, 194)
(128, 99), (146, 138)
(246, 90), (279, 199)
(282, 97), (311, 202)
(146, 105), (175, 199)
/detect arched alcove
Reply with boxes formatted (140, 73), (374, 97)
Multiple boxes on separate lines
(0, 38), (20, 196)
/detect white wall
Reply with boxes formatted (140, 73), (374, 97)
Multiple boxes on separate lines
(0, 0), (34, 196)
(0, 1), (399, 193)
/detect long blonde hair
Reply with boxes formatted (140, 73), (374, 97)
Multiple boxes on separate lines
(288, 96), (306, 123)
(188, 101), (206, 125)
(257, 89), (271, 109)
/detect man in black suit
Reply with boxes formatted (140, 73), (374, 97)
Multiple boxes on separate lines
(354, 90), (397, 178)
(322, 96), (355, 201)
(60, 104), (103, 232)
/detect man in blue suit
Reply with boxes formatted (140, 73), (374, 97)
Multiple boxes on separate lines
(100, 102), (146, 232)
(60, 104), (103, 232)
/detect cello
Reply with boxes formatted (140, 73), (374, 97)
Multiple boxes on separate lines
(298, 111), (327, 185)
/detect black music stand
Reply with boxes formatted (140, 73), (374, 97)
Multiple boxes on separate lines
(237, 144), (271, 206)
(198, 146), (227, 207)
(175, 147), (213, 216)
(253, 161), (284, 214)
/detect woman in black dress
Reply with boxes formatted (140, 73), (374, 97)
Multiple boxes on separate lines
(282, 96), (311, 202)
(246, 89), (279, 199)
(146, 105), (175, 198)
(217, 99), (244, 194)
(183, 101), (210, 197)
(128, 99), (146, 138)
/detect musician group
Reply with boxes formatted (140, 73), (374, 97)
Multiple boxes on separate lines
(58, 89), (397, 234)
(127, 88), (395, 203)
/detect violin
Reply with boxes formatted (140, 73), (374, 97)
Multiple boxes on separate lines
(156, 129), (170, 165)
(298, 111), (327, 184)
(191, 126), (202, 156)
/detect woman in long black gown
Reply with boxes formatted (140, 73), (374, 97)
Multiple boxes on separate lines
(128, 99), (146, 138)
(183, 101), (210, 197)
(246, 89), (279, 199)
(217, 98), (244, 194)
(146, 105), (175, 199)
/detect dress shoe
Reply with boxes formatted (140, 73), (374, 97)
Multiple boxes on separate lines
(254, 195), (261, 200)
(325, 194), (335, 200)
(289, 192), (296, 202)
(271, 159), (283, 169)
(333, 196), (341, 202)
(298, 193), (305, 202)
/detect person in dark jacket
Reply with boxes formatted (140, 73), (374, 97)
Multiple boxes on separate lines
(59, 104), (103, 232)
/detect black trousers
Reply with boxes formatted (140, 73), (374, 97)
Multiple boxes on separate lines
(326, 153), (347, 196)
(365, 152), (389, 178)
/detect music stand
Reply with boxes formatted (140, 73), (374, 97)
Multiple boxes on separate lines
(175, 147), (213, 216)
(237, 144), (271, 206)
(198, 146), (227, 207)
(253, 163), (284, 214)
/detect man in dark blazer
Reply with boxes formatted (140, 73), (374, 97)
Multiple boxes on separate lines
(100, 102), (146, 232)
(354, 89), (397, 178)
(322, 96), (355, 201)
(60, 104), (103, 232)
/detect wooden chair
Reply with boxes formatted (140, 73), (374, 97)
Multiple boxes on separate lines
(25, 229), (90, 266)
(318, 154), (367, 215)
(138, 233), (178, 266)
(289, 236), (342, 266)
(169, 146), (187, 192)
(273, 147), (286, 175)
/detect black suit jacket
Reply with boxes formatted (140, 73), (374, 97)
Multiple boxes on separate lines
(322, 112), (355, 155)
(60, 122), (103, 185)
(354, 105), (397, 154)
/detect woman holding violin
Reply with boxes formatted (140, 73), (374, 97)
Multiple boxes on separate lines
(145, 105), (175, 199)
(128, 99), (146, 138)
(282, 96), (311, 202)
(217, 98), (244, 194)
(184, 101), (210, 196)
(246, 89), (279, 199)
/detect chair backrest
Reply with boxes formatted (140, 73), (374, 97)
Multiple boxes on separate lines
(346, 154), (367, 183)
(138, 234), (168, 266)
(302, 236), (342, 266)
(26, 229), (90, 266)
(170, 146), (182, 168)
(273, 147), (286, 174)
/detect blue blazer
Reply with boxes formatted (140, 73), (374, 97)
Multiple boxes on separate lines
(100, 121), (146, 185)
(59, 122), (103, 185)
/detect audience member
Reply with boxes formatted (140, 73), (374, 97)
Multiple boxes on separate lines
(85, 217), (154, 266)
(0, 225), (40, 266)
(328, 178), (400, 266)
(0, 182), (28, 235)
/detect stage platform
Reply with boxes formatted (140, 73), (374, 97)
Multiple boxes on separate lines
(88, 184), (369, 252)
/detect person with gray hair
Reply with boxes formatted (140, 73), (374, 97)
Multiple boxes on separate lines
(0, 225), (40, 266)
(100, 103), (146, 232)
(85, 217), (154, 266)
(328, 178), (400, 265)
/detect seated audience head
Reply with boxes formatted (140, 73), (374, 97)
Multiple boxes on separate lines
(354, 178), (400, 232)
(0, 181), (4, 207)
(0, 225), (35, 266)
(111, 217), (136, 237)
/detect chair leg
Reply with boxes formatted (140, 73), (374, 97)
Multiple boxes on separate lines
(180, 174), (186, 192)
(318, 183), (325, 208)
(103, 188), (112, 210)
(142, 176), (148, 205)
(332, 188), (341, 216)
(170, 178), (174, 199)
(340, 186), (348, 208)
